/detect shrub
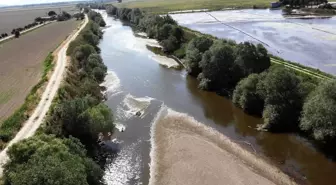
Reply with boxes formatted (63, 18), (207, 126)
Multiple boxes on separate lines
(45, 96), (114, 145)
(73, 44), (97, 62)
(234, 42), (270, 76)
(48, 10), (57, 16)
(300, 80), (336, 141)
(4, 134), (104, 185)
(232, 73), (264, 115)
(198, 43), (238, 93)
(258, 67), (303, 131)
(185, 36), (213, 76)
(157, 23), (173, 41)
(161, 36), (179, 53)
(14, 31), (20, 38)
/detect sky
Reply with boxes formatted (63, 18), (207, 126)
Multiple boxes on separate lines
(0, 0), (79, 6)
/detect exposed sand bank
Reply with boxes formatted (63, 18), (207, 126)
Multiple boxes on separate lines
(149, 108), (296, 185)
(150, 55), (181, 69)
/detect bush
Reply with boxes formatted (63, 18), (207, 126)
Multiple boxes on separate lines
(185, 36), (213, 76)
(45, 96), (114, 145)
(157, 23), (173, 41)
(232, 73), (264, 115)
(198, 43), (238, 93)
(73, 44), (97, 62)
(4, 134), (104, 185)
(82, 30), (100, 46)
(48, 10), (57, 16)
(258, 67), (303, 131)
(300, 80), (336, 141)
(14, 31), (20, 38)
(57, 11), (71, 21)
(234, 42), (270, 76)
(161, 36), (179, 53)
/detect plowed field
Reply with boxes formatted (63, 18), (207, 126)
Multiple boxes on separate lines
(0, 19), (80, 122)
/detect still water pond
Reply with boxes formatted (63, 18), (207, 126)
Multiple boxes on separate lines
(171, 9), (336, 74)
(99, 11), (336, 185)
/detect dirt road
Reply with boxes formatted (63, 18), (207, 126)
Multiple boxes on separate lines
(0, 15), (88, 176)
(150, 108), (296, 185)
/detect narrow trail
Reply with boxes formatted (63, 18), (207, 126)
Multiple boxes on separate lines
(0, 15), (89, 175)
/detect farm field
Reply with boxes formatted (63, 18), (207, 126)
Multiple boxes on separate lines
(0, 19), (80, 123)
(114, 0), (271, 14)
(0, 5), (78, 34)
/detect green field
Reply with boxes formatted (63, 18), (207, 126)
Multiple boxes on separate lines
(114, 0), (271, 14)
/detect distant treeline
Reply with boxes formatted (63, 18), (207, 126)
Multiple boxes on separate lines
(1, 10), (81, 40)
(102, 4), (336, 145)
(3, 10), (112, 185)
(281, 0), (328, 7)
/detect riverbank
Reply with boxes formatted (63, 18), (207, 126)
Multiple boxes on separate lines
(150, 108), (296, 185)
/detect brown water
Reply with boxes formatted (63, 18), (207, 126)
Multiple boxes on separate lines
(99, 11), (336, 185)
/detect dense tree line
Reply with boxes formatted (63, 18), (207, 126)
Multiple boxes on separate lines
(106, 5), (184, 54)
(281, 0), (328, 7)
(10, 21), (40, 38)
(3, 10), (113, 185)
(88, 11), (106, 27)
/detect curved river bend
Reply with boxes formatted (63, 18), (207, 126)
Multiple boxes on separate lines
(98, 11), (336, 185)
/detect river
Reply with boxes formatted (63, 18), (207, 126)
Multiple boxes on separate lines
(98, 11), (336, 185)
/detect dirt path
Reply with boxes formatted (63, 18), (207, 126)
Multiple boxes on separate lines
(0, 15), (88, 176)
(150, 108), (297, 185)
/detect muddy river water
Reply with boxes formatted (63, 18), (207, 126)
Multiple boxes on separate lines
(98, 11), (336, 185)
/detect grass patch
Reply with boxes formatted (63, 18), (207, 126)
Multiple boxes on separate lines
(0, 89), (15, 105)
(42, 53), (55, 77)
(113, 0), (271, 14)
(0, 53), (54, 148)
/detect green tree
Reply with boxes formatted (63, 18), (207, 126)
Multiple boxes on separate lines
(161, 36), (179, 53)
(258, 67), (303, 131)
(4, 134), (104, 185)
(45, 97), (114, 145)
(14, 31), (20, 38)
(234, 42), (270, 76)
(185, 36), (213, 76)
(232, 73), (265, 115)
(82, 30), (100, 46)
(157, 23), (173, 41)
(198, 43), (238, 93)
(73, 44), (97, 62)
(48, 10), (57, 16)
(300, 80), (336, 141)
(92, 67), (106, 83)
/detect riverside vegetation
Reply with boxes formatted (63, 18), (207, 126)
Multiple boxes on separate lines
(103, 5), (336, 146)
(2, 10), (114, 185)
